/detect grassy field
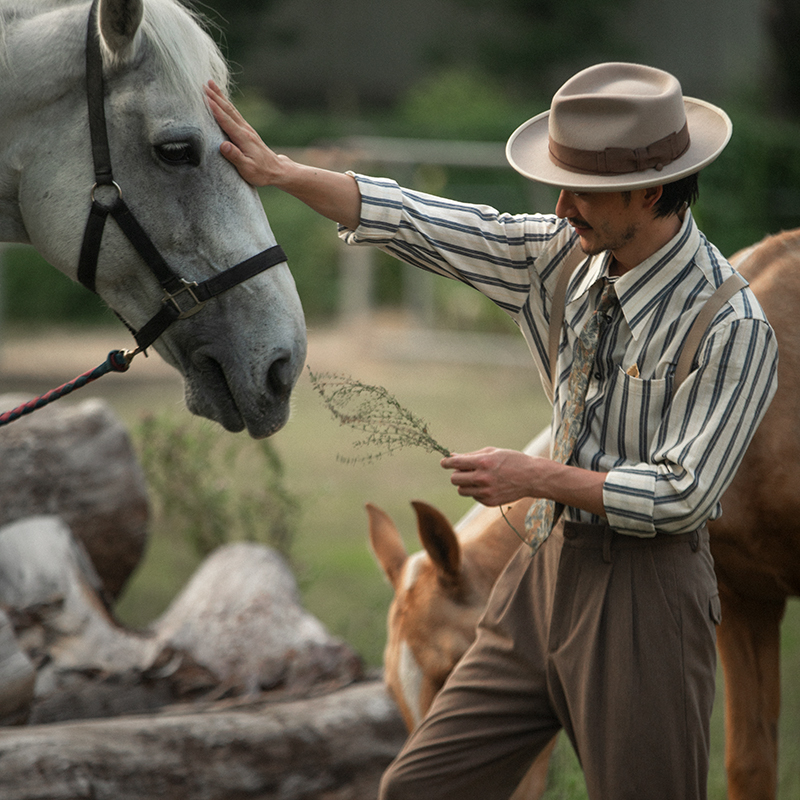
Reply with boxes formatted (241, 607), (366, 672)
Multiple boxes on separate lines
(2, 320), (798, 799)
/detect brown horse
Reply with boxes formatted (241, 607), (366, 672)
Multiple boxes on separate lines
(367, 496), (554, 799)
(368, 227), (800, 800)
(711, 228), (800, 799)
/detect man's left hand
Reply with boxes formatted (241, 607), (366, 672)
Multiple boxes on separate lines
(441, 447), (540, 506)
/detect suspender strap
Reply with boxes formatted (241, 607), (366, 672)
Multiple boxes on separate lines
(672, 272), (747, 394)
(546, 257), (747, 401)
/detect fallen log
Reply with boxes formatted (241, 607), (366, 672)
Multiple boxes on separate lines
(0, 400), (395, 800)
(0, 680), (405, 800)
(152, 542), (363, 695)
(1, 516), (363, 724)
(0, 514), (196, 724)
(0, 396), (149, 600)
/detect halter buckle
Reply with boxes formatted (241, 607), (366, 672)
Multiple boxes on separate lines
(163, 279), (207, 319)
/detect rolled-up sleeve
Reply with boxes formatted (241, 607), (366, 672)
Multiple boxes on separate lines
(337, 174), (778, 538)
(338, 174), (405, 245)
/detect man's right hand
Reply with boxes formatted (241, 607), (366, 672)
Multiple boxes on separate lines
(205, 80), (284, 187)
(204, 80), (362, 230)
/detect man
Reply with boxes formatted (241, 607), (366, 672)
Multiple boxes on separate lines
(206, 63), (777, 799)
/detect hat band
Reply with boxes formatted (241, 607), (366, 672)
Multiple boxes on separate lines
(548, 122), (691, 176)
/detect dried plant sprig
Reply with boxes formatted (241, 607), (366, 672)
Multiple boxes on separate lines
(308, 367), (525, 541)
(308, 367), (451, 463)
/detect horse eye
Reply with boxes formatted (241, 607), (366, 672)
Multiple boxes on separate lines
(155, 141), (198, 166)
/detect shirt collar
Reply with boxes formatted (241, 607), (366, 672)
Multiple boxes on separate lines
(567, 211), (701, 341)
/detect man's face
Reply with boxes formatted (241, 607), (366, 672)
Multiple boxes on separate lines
(555, 189), (642, 257)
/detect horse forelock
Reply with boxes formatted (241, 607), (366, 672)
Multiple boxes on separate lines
(135, 0), (229, 102)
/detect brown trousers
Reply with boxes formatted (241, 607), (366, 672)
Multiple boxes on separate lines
(380, 520), (720, 800)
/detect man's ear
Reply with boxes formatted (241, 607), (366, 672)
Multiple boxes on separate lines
(642, 184), (664, 212)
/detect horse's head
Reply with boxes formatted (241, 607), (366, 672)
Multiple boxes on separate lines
(366, 501), (490, 730)
(367, 498), (532, 730)
(367, 493), (554, 800)
(4, 0), (306, 437)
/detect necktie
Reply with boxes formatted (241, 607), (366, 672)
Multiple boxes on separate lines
(523, 280), (617, 552)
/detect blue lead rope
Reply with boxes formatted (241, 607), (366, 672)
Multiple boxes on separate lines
(0, 349), (135, 427)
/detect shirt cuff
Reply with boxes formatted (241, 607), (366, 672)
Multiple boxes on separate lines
(602, 466), (657, 537)
(337, 172), (404, 245)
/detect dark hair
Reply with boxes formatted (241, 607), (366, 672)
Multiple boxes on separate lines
(653, 173), (700, 218)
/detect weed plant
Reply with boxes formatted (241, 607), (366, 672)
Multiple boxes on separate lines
(134, 411), (298, 560)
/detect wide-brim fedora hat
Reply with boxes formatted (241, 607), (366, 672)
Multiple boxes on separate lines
(506, 62), (732, 192)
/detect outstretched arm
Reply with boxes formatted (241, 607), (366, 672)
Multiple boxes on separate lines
(204, 80), (362, 230)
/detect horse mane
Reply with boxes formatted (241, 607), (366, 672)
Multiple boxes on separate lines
(0, 1), (230, 102)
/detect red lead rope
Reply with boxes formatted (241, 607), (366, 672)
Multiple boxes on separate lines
(0, 349), (136, 427)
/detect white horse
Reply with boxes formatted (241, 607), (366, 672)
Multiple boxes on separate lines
(0, 0), (306, 438)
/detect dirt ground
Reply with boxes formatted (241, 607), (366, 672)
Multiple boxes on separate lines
(0, 313), (532, 393)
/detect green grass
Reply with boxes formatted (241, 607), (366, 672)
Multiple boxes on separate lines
(112, 330), (550, 664)
(12, 323), (798, 798)
(261, 350), (551, 666)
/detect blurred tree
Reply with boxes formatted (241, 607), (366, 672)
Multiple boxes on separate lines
(449, 0), (635, 97)
(766, 0), (800, 116)
(192, 0), (279, 67)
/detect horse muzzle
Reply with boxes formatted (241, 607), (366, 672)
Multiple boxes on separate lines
(180, 329), (306, 438)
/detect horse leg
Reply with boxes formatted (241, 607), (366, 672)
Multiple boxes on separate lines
(717, 582), (785, 800)
(509, 735), (558, 799)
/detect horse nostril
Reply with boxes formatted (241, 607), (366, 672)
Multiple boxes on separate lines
(267, 354), (293, 400)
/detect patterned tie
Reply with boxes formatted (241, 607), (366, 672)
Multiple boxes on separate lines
(524, 280), (617, 552)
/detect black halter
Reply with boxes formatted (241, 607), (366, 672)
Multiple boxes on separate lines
(78, 0), (287, 353)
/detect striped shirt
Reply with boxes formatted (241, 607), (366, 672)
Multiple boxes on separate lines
(339, 174), (778, 536)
